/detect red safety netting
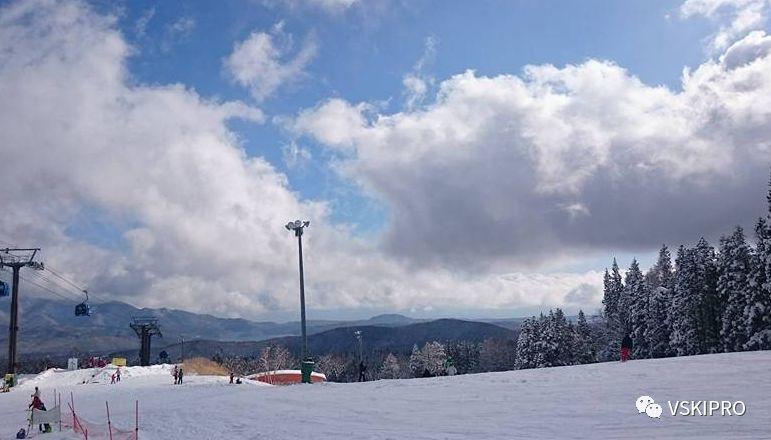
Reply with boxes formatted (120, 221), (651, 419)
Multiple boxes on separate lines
(67, 398), (139, 440)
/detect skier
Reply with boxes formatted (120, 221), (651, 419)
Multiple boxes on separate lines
(621, 333), (633, 362)
(358, 361), (367, 382)
(110, 373), (116, 384)
(116, 368), (121, 383)
(173, 365), (179, 385)
(177, 366), (184, 384)
(229, 372), (234, 384)
(33, 387), (40, 399)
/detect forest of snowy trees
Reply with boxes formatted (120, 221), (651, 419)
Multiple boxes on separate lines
(515, 181), (771, 368)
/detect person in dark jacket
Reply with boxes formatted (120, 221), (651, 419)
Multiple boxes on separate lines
(358, 361), (367, 382)
(621, 334), (633, 362)
(177, 366), (184, 384)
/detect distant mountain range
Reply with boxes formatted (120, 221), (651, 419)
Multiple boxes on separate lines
(144, 318), (518, 361)
(0, 298), (522, 361)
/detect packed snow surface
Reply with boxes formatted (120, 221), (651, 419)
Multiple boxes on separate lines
(1, 352), (770, 439)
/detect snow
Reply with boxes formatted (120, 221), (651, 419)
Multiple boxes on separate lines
(1, 352), (770, 439)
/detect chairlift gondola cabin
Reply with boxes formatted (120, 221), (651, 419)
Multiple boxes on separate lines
(75, 302), (91, 316)
(75, 290), (91, 316)
(0, 280), (9, 297)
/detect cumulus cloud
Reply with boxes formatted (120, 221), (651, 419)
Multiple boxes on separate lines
(225, 22), (317, 101)
(0, 0), (599, 318)
(289, 33), (771, 268)
(681, 0), (771, 50)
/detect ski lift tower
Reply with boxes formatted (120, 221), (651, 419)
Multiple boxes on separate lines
(130, 317), (162, 366)
(1, 247), (43, 379)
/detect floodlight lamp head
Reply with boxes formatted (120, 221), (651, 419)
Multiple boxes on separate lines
(285, 222), (294, 231)
(294, 220), (302, 228)
(303, 221), (310, 228)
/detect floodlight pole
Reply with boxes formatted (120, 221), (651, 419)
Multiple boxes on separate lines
(286, 220), (312, 383)
(295, 226), (308, 360)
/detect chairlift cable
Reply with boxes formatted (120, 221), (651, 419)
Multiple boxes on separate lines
(24, 270), (84, 301)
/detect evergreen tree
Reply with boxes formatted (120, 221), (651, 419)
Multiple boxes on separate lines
(421, 341), (447, 376)
(646, 285), (672, 358)
(670, 239), (721, 355)
(717, 227), (752, 352)
(626, 259), (650, 358)
(695, 237), (721, 353)
(573, 310), (596, 364)
(602, 259), (625, 359)
(408, 344), (423, 377)
(446, 341), (481, 374)
(538, 308), (574, 367)
(745, 217), (771, 350)
(515, 317), (541, 369)
(645, 245), (674, 358)
(379, 353), (402, 379)
(671, 245), (700, 356)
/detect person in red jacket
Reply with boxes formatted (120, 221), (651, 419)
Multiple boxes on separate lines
(621, 334), (633, 362)
(29, 394), (50, 432)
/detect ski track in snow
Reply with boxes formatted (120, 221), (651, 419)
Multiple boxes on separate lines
(1, 351), (770, 439)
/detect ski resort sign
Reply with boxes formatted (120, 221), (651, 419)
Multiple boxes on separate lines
(636, 395), (746, 419)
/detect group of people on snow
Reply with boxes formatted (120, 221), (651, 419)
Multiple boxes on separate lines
(172, 365), (184, 384)
(110, 367), (121, 384)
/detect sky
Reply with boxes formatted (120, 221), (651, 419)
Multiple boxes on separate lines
(1, 0), (770, 321)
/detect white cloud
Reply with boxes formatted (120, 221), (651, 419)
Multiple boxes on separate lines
(264, 0), (359, 14)
(289, 33), (771, 268)
(225, 22), (317, 101)
(681, 0), (771, 50)
(0, 0), (597, 319)
(403, 36), (438, 110)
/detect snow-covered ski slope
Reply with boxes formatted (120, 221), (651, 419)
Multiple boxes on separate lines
(1, 351), (769, 439)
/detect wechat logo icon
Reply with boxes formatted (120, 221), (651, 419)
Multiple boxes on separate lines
(636, 395), (663, 419)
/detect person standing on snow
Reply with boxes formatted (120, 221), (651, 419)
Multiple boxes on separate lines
(621, 333), (633, 362)
(28, 393), (50, 432)
(177, 366), (184, 384)
(116, 368), (121, 383)
(173, 365), (179, 385)
(358, 361), (367, 382)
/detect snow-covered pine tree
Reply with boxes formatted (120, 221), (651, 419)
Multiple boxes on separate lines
(408, 344), (424, 377)
(646, 285), (672, 358)
(379, 353), (402, 379)
(625, 259), (650, 359)
(573, 310), (596, 364)
(745, 217), (771, 350)
(421, 341), (447, 376)
(717, 226), (752, 352)
(695, 237), (721, 353)
(537, 308), (574, 367)
(446, 341), (481, 374)
(601, 259), (625, 359)
(645, 245), (674, 358)
(671, 245), (700, 356)
(515, 317), (540, 369)
(670, 239), (721, 355)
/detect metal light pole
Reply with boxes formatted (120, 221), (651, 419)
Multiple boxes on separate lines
(354, 330), (363, 362)
(285, 219), (313, 383)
